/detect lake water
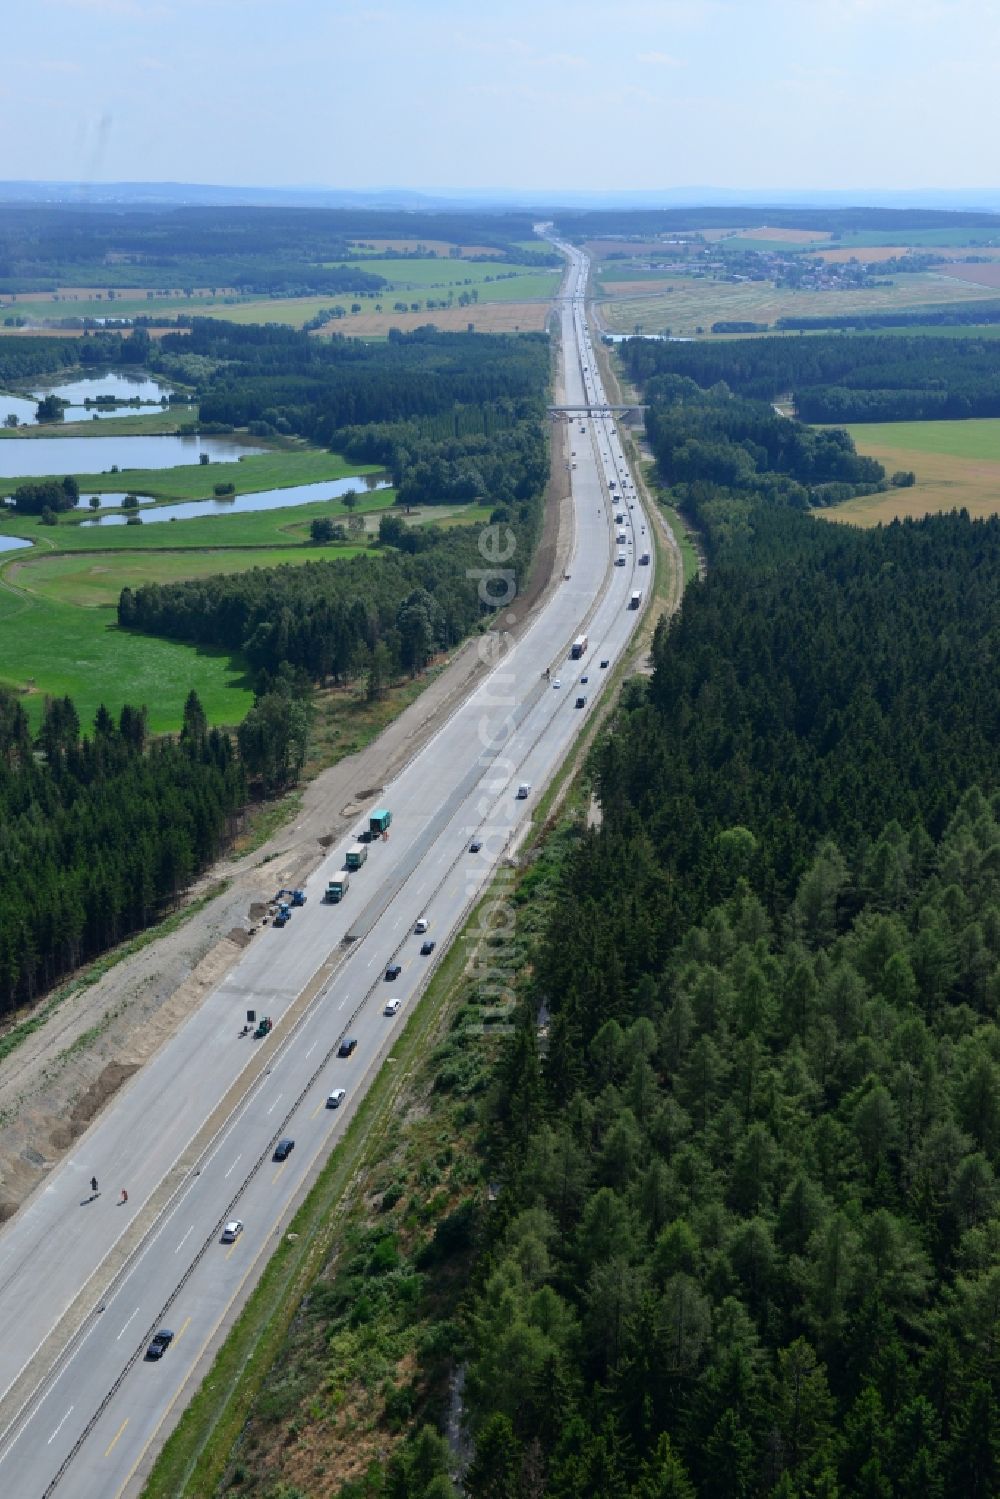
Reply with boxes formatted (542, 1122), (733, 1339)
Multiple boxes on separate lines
(79, 475), (390, 526)
(0, 534), (31, 553)
(1, 370), (185, 428)
(0, 433), (265, 480)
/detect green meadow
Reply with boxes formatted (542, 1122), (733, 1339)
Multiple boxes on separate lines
(0, 442), (398, 728)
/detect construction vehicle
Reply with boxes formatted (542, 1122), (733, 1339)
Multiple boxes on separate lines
(253, 1016), (273, 1038)
(369, 808), (392, 837)
(273, 905), (291, 928)
(325, 872), (350, 903)
(275, 887), (306, 907)
(346, 843), (368, 871)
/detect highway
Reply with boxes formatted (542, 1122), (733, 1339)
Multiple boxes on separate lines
(0, 238), (651, 1497)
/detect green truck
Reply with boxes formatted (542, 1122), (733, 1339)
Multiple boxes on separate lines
(345, 843), (368, 871)
(325, 872), (350, 903)
(369, 808), (392, 836)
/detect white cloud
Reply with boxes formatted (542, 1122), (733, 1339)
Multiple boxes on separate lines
(637, 49), (683, 66)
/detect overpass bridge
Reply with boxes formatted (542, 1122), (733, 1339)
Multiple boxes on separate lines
(548, 403), (647, 425)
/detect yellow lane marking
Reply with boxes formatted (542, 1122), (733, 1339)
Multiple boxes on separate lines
(173, 1315), (192, 1345)
(104, 1419), (128, 1458)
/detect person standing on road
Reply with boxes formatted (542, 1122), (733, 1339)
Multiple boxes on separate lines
(120, 1189), (128, 1205)
(90, 1176), (98, 1195)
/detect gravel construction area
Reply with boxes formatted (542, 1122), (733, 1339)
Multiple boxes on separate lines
(0, 333), (574, 1223)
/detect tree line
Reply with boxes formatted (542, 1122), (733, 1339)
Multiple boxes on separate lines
(642, 373), (884, 507)
(0, 205), (556, 294)
(442, 493), (1000, 1496)
(160, 320), (549, 443)
(0, 690), (245, 1012)
(118, 509), (538, 688)
(554, 205), (1000, 237)
(621, 331), (1000, 423)
(463, 790), (1000, 1499)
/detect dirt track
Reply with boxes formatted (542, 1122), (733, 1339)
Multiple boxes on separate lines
(0, 325), (574, 1222)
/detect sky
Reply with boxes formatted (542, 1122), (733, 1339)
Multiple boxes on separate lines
(2, 0), (997, 195)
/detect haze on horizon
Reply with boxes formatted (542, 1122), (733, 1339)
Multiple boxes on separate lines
(3, 0), (997, 198)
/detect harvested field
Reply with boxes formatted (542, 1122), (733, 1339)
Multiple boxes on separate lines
(315, 300), (550, 336)
(933, 262), (1000, 288)
(596, 278), (678, 297)
(814, 244), (913, 264)
(823, 418), (1000, 526)
(728, 225), (832, 244)
(598, 272), (998, 337)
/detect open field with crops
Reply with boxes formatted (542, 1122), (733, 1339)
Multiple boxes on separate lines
(823, 418), (1000, 526)
(2, 259), (559, 333)
(598, 271), (1000, 336)
(316, 300), (551, 337)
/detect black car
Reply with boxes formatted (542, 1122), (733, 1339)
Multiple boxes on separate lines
(338, 1036), (358, 1057)
(385, 963), (402, 980)
(600, 659), (609, 669)
(273, 1138), (295, 1162)
(575, 696), (587, 709)
(581, 675), (589, 683)
(145, 1329), (174, 1361)
(420, 940), (436, 955)
(469, 839), (482, 853)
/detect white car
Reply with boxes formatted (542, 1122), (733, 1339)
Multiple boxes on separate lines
(221, 1220), (243, 1244)
(384, 998), (402, 1017)
(414, 917), (429, 934)
(552, 678), (561, 689)
(326, 1088), (347, 1109)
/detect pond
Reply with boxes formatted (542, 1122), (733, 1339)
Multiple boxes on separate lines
(0, 433), (266, 480)
(79, 475), (390, 526)
(0, 369), (186, 428)
(0, 534), (31, 553)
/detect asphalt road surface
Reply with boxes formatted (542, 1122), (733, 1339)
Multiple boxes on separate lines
(0, 239), (652, 1497)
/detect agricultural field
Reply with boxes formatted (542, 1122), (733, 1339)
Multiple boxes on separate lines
(1, 259), (559, 335)
(813, 244), (913, 264)
(0, 450), (398, 726)
(933, 262), (1000, 289)
(597, 271), (1000, 337)
(315, 300), (550, 337)
(0, 566), (256, 733)
(823, 418), (1000, 526)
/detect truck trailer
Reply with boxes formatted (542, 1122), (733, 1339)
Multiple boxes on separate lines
(369, 808), (392, 837)
(570, 634), (588, 660)
(325, 872), (350, 902)
(345, 843), (368, 871)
